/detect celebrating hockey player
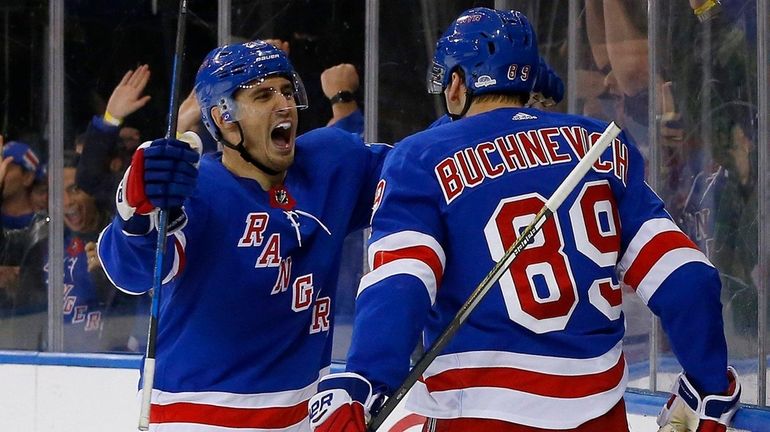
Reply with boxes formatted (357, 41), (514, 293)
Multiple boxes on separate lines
(309, 8), (740, 432)
(98, 40), (389, 431)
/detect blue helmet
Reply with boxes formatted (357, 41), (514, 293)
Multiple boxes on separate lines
(194, 40), (308, 142)
(532, 58), (564, 104)
(427, 8), (539, 97)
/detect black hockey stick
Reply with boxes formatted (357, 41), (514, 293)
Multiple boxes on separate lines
(138, 0), (188, 430)
(367, 121), (622, 431)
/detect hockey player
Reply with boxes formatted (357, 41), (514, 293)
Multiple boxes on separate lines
(98, 40), (389, 431)
(309, 8), (740, 432)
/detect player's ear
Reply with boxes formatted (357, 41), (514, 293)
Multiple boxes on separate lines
(444, 72), (466, 116)
(445, 72), (465, 104)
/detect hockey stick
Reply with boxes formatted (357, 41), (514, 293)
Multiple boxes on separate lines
(367, 121), (622, 431)
(138, 0), (188, 430)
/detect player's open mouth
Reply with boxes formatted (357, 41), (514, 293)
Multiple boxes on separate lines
(271, 121), (292, 151)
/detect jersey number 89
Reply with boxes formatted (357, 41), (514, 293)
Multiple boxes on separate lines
(483, 180), (623, 334)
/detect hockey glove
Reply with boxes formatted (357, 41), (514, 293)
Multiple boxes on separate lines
(117, 132), (201, 235)
(309, 372), (380, 432)
(657, 366), (741, 432)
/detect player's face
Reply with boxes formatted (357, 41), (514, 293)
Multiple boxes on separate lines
(62, 167), (99, 233)
(233, 76), (299, 173)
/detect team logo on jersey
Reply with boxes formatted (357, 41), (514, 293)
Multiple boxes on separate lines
(269, 184), (296, 210)
(474, 75), (497, 88)
(276, 190), (288, 204)
(512, 112), (537, 121)
(67, 237), (85, 257)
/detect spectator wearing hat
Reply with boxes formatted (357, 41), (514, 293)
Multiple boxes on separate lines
(1, 140), (42, 230)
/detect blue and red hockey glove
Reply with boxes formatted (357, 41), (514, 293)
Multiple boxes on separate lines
(309, 373), (381, 432)
(657, 367), (741, 432)
(116, 132), (201, 235)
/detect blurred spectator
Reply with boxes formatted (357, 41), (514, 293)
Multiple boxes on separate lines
(29, 169), (48, 214)
(58, 151), (114, 350)
(75, 66), (167, 352)
(265, 38), (364, 135)
(581, 0), (699, 222)
(0, 137), (47, 348)
(0, 137), (44, 343)
(321, 63), (363, 132)
(583, 1), (650, 140)
(1, 139), (43, 229)
(77, 65), (152, 211)
(0, 150), (117, 351)
(675, 0), (759, 351)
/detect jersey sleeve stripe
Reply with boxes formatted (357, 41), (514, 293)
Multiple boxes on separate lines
(618, 218), (681, 273)
(162, 232), (187, 284)
(367, 230), (446, 270)
(357, 259), (439, 304)
(621, 229), (700, 288)
(633, 248), (713, 304)
(373, 245), (444, 287)
(360, 231), (446, 303)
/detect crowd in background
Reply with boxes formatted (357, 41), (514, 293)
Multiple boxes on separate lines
(0, 0), (761, 384)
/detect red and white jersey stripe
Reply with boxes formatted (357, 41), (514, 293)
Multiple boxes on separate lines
(358, 231), (445, 304)
(146, 368), (329, 431)
(162, 231), (187, 284)
(618, 218), (713, 304)
(103, 230), (187, 295)
(405, 343), (627, 429)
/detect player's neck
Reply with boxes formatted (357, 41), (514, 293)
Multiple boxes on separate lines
(222, 150), (286, 190)
(465, 100), (524, 117)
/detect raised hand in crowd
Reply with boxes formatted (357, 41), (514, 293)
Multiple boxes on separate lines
(321, 64), (360, 126)
(104, 64), (152, 124)
(321, 63), (359, 100)
(77, 65), (153, 210)
(85, 241), (101, 273)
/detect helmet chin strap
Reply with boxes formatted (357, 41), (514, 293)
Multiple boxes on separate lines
(220, 122), (282, 176)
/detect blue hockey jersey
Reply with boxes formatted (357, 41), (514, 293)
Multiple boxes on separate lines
(60, 233), (105, 351)
(346, 107), (728, 429)
(98, 127), (389, 431)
